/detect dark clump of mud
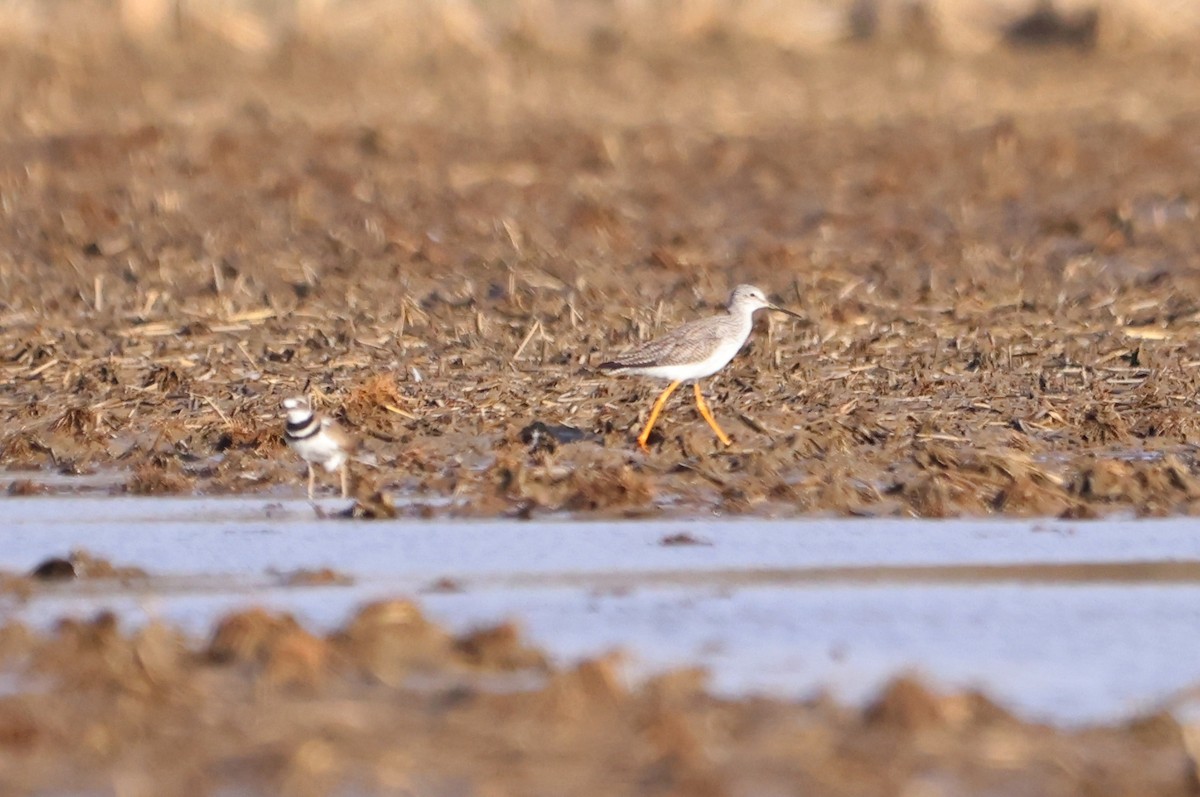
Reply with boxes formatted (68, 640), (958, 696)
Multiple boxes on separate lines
(4, 6), (1200, 521)
(0, 551), (149, 603)
(0, 602), (1195, 796)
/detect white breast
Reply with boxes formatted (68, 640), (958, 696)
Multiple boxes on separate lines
(289, 429), (347, 471)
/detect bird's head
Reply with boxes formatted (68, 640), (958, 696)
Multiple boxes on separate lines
(728, 284), (803, 319)
(282, 396), (313, 424)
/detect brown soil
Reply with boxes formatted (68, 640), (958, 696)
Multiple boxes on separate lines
(2, 25), (1200, 518)
(0, 600), (1197, 797)
(3, 17), (1200, 788)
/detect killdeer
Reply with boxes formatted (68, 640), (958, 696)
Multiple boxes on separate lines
(599, 285), (803, 451)
(282, 396), (353, 499)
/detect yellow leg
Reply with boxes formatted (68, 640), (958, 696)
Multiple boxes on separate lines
(636, 380), (682, 451)
(694, 383), (732, 447)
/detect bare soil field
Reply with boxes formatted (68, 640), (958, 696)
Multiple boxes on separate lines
(3, 16), (1200, 793)
(4, 28), (1200, 519)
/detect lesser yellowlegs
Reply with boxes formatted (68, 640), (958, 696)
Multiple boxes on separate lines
(598, 284), (802, 451)
(282, 396), (353, 498)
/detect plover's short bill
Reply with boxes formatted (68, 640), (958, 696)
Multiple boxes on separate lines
(282, 396), (353, 499)
(599, 284), (802, 451)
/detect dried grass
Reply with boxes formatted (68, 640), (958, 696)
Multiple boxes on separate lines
(343, 374), (412, 426)
(0, 432), (51, 468)
(48, 406), (99, 440)
(126, 461), (190, 495)
(1, 12), (1200, 518)
(1070, 455), (1200, 514)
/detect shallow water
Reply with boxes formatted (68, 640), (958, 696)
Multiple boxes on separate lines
(5, 495), (1200, 724)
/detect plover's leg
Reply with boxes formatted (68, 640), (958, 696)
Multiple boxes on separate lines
(307, 463), (316, 501)
(340, 463), (349, 498)
(693, 382), (732, 446)
(636, 380), (682, 452)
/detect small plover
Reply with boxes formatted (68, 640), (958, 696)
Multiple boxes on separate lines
(599, 284), (802, 451)
(282, 396), (353, 499)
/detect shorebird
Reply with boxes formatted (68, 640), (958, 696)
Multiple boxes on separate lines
(282, 396), (353, 499)
(599, 284), (802, 451)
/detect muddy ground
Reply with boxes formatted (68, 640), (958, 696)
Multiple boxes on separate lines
(4, 24), (1200, 519)
(1, 9), (1200, 795)
(0, 573), (1198, 797)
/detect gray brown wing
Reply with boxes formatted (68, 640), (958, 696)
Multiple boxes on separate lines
(599, 316), (726, 370)
(321, 417), (360, 451)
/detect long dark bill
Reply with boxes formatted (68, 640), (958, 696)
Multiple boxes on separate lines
(767, 304), (805, 320)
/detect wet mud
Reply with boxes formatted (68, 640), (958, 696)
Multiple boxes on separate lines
(1, 597), (1198, 797)
(0, 514), (1199, 792)
(2, 10), (1200, 793)
(1, 18), (1199, 519)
